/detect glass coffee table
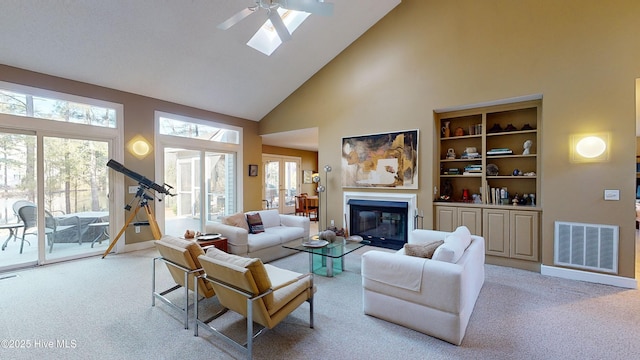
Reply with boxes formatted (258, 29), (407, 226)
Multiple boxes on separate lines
(283, 237), (371, 277)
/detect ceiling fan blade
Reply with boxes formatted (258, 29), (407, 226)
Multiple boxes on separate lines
(269, 10), (292, 42)
(217, 7), (254, 30)
(282, 0), (334, 16)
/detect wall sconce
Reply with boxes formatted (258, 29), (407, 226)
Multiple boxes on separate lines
(127, 135), (152, 159)
(570, 133), (609, 163)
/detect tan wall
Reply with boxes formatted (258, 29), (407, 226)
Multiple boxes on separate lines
(260, 0), (640, 278)
(0, 64), (262, 243)
(262, 145), (319, 196)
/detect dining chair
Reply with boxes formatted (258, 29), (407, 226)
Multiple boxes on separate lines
(306, 199), (319, 222)
(294, 195), (307, 216)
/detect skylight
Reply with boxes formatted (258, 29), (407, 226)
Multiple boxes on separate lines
(247, 9), (311, 56)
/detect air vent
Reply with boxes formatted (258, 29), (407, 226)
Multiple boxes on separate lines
(554, 221), (618, 274)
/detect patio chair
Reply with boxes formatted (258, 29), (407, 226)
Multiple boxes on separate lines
(195, 248), (314, 360)
(15, 202), (79, 253)
(153, 235), (215, 329)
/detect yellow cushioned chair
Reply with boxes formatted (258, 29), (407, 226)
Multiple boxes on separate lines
(195, 247), (315, 360)
(153, 235), (215, 329)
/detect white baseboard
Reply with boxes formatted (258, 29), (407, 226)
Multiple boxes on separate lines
(123, 240), (156, 253)
(541, 265), (637, 289)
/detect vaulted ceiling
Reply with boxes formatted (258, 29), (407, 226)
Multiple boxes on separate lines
(0, 0), (400, 125)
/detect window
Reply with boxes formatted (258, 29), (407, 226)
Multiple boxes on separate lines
(156, 112), (242, 237)
(0, 82), (121, 270)
(158, 115), (239, 144)
(0, 86), (116, 128)
(247, 9), (310, 56)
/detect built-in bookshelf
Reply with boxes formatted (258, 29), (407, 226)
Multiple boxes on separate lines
(434, 99), (542, 269)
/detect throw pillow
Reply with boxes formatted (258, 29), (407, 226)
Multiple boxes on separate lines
(432, 236), (466, 263)
(451, 226), (472, 249)
(246, 212), (265, 234)
(404, 240), (444, 259)
(222, 212), (250, 232)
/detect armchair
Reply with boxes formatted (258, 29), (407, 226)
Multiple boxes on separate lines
(361, 227), (485, 345)
(152, 235), (215, 329)
(195, 247), (315, 360)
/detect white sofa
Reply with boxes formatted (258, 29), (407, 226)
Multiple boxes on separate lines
(361, 226), (485, 345)
(205, 209), (309, 262)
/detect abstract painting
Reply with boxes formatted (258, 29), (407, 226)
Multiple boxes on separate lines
(341, 129), (418, 189)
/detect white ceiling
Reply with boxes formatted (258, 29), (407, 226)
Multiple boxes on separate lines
(261, 127), (319, 152)
(0, 1), (401, 148)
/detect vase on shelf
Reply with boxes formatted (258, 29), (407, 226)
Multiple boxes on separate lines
(442, 121), (450, 138)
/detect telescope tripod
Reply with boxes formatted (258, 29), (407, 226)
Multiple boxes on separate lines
(102, 188), (162, 259)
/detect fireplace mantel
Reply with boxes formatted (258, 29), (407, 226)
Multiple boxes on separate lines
(343, 192), (418, 234)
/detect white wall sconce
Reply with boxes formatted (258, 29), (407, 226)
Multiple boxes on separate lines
(570, 133), (609, 163)
(127, 135), (152, 159)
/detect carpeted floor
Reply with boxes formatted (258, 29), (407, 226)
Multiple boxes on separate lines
(1, 246), (640, 359)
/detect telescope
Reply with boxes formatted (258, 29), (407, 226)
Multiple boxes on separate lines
(107, 159), (174, 196)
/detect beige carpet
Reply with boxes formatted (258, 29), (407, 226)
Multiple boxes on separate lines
(1, 246), (640, 359)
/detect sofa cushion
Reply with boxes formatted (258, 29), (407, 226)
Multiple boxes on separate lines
(258, 209), (281, 228)
(247, 231), (282, 252)
(223, 212), (250, 232)
(265, 226), (305, 243)
(404, 240), (444, 259)
(246, 212), (265, 234)
(263, 264), (312, 314)
(432, 235), (466, 263)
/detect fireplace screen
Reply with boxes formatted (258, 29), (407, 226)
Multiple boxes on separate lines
(348, 199), (408, 250)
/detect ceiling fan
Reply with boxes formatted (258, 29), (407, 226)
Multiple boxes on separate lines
(217, 0), (334, 43)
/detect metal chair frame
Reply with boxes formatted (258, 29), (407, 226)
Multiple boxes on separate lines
(152, 256), (203, 329)
(194, 269), (314, 360)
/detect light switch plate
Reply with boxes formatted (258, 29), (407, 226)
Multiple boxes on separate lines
(604, 189), (619, 201)
(129, 186), (138, 194)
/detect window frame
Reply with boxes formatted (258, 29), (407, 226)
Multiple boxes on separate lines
(0, 81), (125, 267)
(154, 111), (243, 230)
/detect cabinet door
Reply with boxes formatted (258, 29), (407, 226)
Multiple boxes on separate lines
(483, 209), (509, 257)
(509, 210), (539, 261)
(435, 206), (456, 232)
(458, 207), (481, 235)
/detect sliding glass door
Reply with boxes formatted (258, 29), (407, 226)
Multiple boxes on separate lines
(42, 136), (110, 260)
(163, 148), (236, 237)
(0, 132), (38, 267)
(0, 131), (110, 270)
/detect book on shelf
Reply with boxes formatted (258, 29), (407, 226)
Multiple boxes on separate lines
(487, 148), (513, 155)
(460, 152), (481, 159)
(481, 181), (489, 204)
(487, 186), (509, 205)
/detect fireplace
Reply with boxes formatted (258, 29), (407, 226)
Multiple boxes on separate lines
(344, 192), (417, 250)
